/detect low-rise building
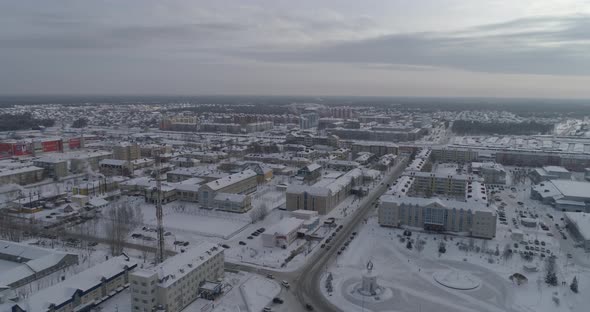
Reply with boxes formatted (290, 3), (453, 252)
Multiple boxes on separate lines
(378, 196), (496, 239)
(8, 255), (136, 312)
(0, 240), (79, 289)
(213, 193), (252, 213)
(198, 169), (257, 208)
(530, 166), (572, 183)
(129, 242), (224, 312)
(531, 180), (590, 212)
(261, 217), (304, 248)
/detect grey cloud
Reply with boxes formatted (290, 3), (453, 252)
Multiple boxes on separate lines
(0, 22), (245, 50)
(235, 15), (590, 75)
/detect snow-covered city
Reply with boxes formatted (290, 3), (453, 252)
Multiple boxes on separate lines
(2, 1), (590, 312)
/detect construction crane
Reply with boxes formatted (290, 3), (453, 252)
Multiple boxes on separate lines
(153, 150), (166, 264)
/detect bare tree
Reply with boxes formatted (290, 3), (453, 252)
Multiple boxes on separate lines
(249, 202), (268, 223)
(104, 201), (141, 256)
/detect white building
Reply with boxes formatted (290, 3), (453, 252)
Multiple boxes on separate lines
(261, 217), (304, 248)
(378, 196), (497, 239)
(531, 180), (590, 212)
(129, 242), (224, 312)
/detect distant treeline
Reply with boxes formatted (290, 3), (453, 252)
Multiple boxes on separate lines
(0, 113), (55, 131)
(451, 120), (553, 135)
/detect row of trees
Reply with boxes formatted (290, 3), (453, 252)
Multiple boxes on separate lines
(0, 113), (54, 131)
(451, 120), (553, 135)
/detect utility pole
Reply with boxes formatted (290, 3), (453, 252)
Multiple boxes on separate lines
(154, 150), (165, 264)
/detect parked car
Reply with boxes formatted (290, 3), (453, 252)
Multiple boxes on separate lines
(281, 280), (290, 288)
(239, 241), (246, 245)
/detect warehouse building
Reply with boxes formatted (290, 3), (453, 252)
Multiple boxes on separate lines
(531, 180), (590, 212)
(129, 242), (224, 312)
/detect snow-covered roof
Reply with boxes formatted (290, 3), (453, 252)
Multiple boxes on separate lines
(549, 180), (590, 199)
(266, 217), (304, 236)
(134, 242), (223, 288)
(380, 195), (492, 213)
(564, 212), (590, 240)
(0, 241), (77, 287)
(0, 166), (43, 177)
(19, 256), (137, 312)
(204, 169), (257, 191)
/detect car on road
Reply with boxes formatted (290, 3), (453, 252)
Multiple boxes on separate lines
(247, 236), (253, 239)
(263, 307), (272, 312)
(239, 241), (246, 245)
(281, 280), (290, 288)
(266, 274), (274, 279)
(221, 244), (230, 249)
(88, 241), (98, 247)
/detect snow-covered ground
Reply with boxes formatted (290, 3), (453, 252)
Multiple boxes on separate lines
(321, 171), (590, 312)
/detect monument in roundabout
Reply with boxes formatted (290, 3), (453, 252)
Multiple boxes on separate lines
(358, 260), (382, 296)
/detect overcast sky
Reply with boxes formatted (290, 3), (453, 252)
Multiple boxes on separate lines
(1, 0), (590, 98)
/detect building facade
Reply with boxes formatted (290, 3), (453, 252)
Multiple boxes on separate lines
(378, 196), (496, 239)
(129, 242), (224, 312)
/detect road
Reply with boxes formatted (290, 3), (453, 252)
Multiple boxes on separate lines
(223, 159), (408, 312)
(294, 159), (408, 311)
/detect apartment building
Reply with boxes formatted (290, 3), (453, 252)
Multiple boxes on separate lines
(351, 141), (398, 157)
(129, 242), (224, 312)
(378, 195), (496, 239)
(113, 142), (140, 161)
(0, 166), (44, 185)
(431, 147), (478, 163)
(286, 168), (362, 214)
(33, 157), (68, 179)
(198, 169), (257, 208)
(407, 171), (483, 197)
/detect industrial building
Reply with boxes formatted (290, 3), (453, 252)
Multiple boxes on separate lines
(378, 196), (497, 239)
(129, 242), (224, 312)
(198, 169), (258, 208)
